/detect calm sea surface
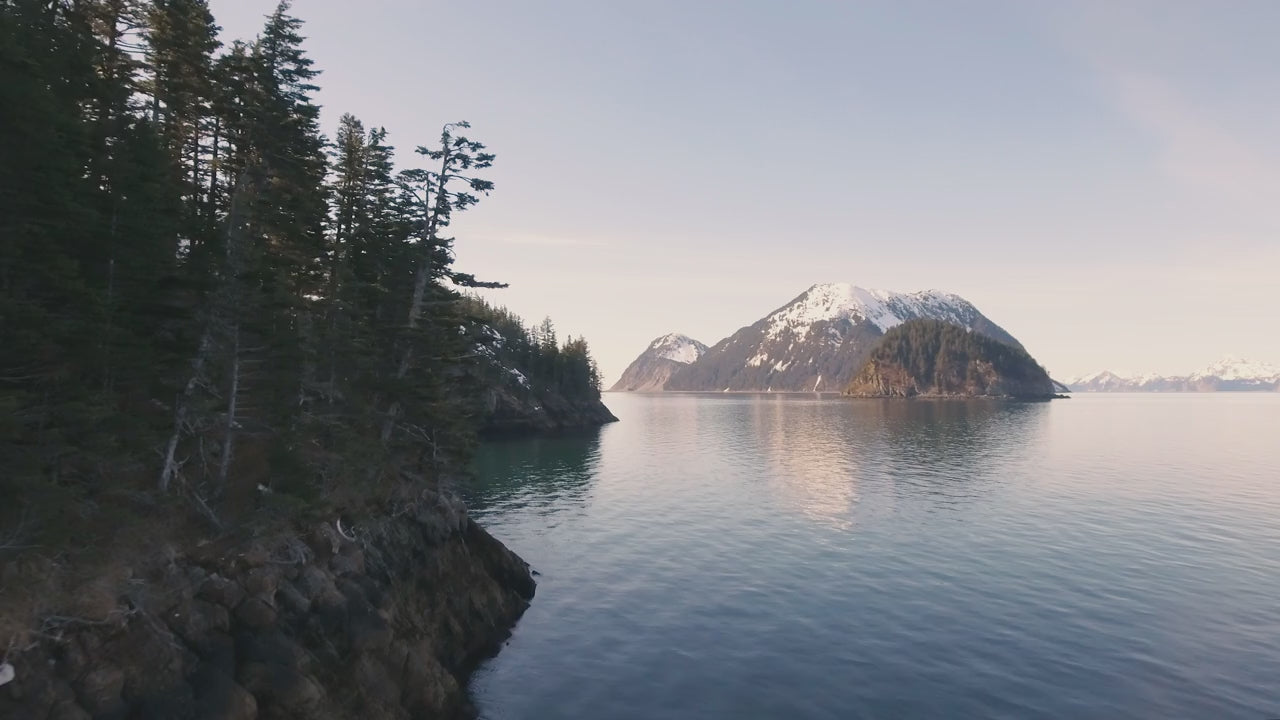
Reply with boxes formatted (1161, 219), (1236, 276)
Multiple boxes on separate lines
(463, 393), (1280, 719)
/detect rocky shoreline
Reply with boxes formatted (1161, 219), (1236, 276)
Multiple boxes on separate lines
(481, 384), (618, 436)
(0, 488), (534, 720)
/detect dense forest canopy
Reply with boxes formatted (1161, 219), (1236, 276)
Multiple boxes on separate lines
(462, 296), (603, 402)
(847, 319), (1054, 398)
(0, 0), (601, 549)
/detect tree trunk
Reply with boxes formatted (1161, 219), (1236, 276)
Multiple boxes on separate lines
(216, 323), (240, 494)
(159, 326), (211, 492)
(380, 147), (452, 443)
(160, 170), (252, 492)
(207, 115), (220, 223)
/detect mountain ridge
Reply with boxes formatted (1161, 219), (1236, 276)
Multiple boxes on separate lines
(609, 333), (709, 391)
(1068, 356), (1280, 392)
(617, 283), (1026, 393)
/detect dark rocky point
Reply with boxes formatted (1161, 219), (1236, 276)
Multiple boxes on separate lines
(0, 496), (535, 720)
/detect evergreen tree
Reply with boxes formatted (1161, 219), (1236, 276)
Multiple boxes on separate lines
(379, 121), (501, 443)
(145, 0), (220, 234)
(460, 299), (606, 403)
(0, 0), (603, 553)
(0, 0), (104, 490)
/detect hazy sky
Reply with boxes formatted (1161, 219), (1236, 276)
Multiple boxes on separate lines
(210, 1), (1280, 383)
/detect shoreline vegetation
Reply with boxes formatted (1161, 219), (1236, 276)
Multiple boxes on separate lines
(0, 1), (611, 717)
(845, 319), (1058, 400)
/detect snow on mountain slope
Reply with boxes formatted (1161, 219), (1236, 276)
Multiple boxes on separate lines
(761, 284), (987, 341)
(1065, 370), (1131, 390)
(1069, 356), (1280, 392)
(610, 333), (709, 391)
(650, 333), (706, 364)
(1191, 356), (1280, 382)
(661, 283), (1024, 393)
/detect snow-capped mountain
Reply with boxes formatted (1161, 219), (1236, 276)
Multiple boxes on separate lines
(609, 333), (709, 391)
(626, 283), (1023, 393)
(1066, 370), (1136, 392)
(1068, 356), (1280, 392)
(1191, 356), (1280, 384)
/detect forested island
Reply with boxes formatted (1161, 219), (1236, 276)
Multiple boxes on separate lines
(845, 319), (1057, 399)
(0, 1), (611, 717)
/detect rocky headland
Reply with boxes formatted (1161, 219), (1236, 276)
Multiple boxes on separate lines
(845, 319), (1057, 400)
(0, 488), (534, 720)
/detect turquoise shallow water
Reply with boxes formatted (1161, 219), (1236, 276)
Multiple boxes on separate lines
(464, 393), (1280, 720)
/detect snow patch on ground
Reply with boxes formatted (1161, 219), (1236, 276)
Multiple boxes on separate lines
(479, 325), (505, 348)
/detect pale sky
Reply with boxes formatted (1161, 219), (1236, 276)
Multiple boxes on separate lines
(210, 1), (1280, 384)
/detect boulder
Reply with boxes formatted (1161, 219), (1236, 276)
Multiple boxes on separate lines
(199, 574), (247, 610)
(73, 665), (125, 717)
(233, 597), (277, 630)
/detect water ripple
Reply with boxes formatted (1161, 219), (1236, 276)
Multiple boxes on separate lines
(465, 394), (1280, 720)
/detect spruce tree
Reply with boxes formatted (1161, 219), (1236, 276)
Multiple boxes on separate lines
(0, 0), (103, 490)
(0, 0), (605, 546)
(146, 0), (220, 234)
(379, 122), (501, 443)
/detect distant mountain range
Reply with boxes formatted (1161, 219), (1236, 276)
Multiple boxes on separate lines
(1067, 357), (1280, 392)
(612, 283), (1025, 393)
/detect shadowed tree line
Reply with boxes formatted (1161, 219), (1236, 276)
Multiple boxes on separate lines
(0, 0), (600, 548)
(463, 297), (603, 402)
(848, 319), (1053, 397)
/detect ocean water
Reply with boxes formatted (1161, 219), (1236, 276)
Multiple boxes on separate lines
(464, 393), (1280, 719)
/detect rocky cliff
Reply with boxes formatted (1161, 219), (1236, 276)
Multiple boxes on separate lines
(480, 379), (618, 435)
(0, 488), (534, 720)
(0, 304), (617, 720)
(468, 313), (618, 433)
(846, 319), (1055, 399)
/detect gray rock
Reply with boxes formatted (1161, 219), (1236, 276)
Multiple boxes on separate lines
(48, 700), (92, 720)
(275, 579), (311, 615)
(328, 546), (364, 576)
(199, 574), (247, 610)
(233, 597), (277, 630)
(295, 566), (337, 603)
(237, 662), (323, 714)
(169, 599), (232, 651)
(73, 665), (125, 717)
(192, 667), (258, 720)
(242, 567), (279, 597)
(347, 610), (392, 654)
(352, 654), (400, 708)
